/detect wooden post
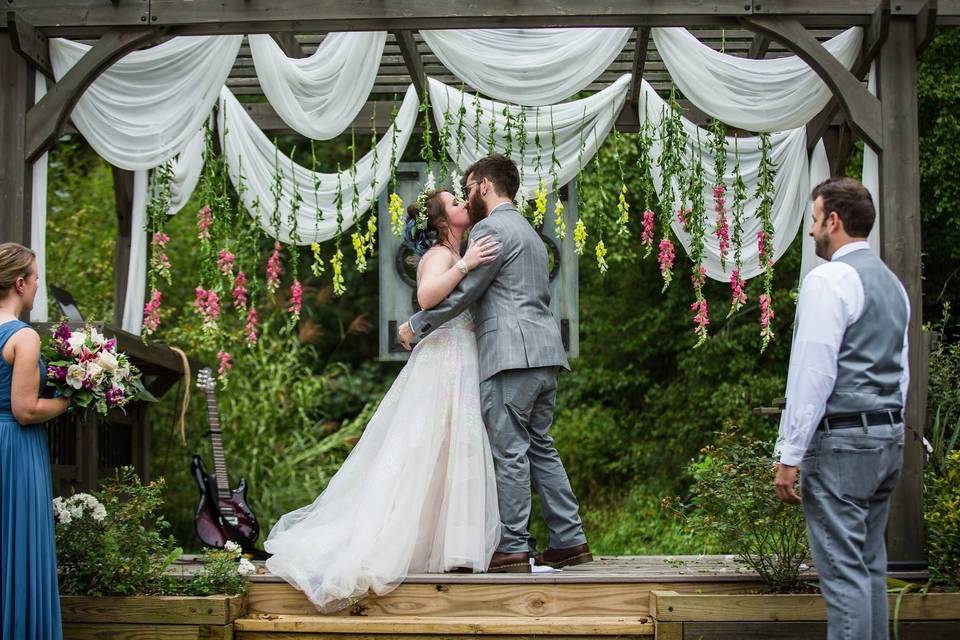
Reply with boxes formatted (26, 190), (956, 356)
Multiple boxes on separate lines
(0, 29), (34, 246)
(112, 166), (135, 327)
(878, 16), (926, 566)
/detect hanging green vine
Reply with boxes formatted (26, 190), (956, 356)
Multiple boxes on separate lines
(728, 136), (748, 318)
(638, 101), (656, 258)
(687, 133), (709, 346)
(755, 132), (777, 351)
(573, 106), (588, 256)
(310, 140), (325, 277)
(550, 107), (565, 240)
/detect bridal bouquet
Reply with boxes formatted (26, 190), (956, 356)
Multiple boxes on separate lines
(41, 321), (156, 415)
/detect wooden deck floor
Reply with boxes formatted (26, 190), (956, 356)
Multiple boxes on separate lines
(165, 555), (934, 638)
(172, 553), (928, 585)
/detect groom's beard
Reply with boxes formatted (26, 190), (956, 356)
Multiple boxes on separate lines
(468, 189), (488, 226)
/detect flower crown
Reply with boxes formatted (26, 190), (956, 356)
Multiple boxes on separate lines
(414, 170), (438, 231)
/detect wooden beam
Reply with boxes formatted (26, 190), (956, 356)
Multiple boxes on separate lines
(0, 29), (34, 248)
(805, 2), (889, 151)
(878, 16), (926, 566)
(915, 1), (939, 52)
(392, 30), (426, 100)
(74, 2), (892, 37)
(10, 1), (960, 36)
(748, 33), (771, 58)
(272, 33), (304, 58)
(742, 16), (883, 151)
(7, 12), (53, 80)
(111, 166), (135, 327)
(628, 27), (651, 111)
(24, 26), (164, 163)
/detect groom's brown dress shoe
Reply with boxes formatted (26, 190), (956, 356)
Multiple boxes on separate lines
(541, 544), (593, 569)
(487, 551), (531, 573)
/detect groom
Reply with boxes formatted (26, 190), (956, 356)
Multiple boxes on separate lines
(398, 155), (590, 573)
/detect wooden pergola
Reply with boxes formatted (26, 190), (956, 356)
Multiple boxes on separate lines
(2, 0), (955, 568)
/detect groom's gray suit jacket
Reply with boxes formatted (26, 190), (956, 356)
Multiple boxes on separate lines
(408, 203), (569, 382)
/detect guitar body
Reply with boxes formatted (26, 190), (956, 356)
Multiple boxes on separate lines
(191, 455), (260, 550)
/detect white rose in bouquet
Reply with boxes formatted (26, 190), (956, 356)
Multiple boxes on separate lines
(85, 361), (104, 382)
(89, 327), (107, 347)
(67, 331), (87, 355)
(66, 364), (86, 389)
(97, 350), (118, 372)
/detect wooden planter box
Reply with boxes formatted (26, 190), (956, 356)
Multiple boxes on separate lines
(650, 590), (960, 640)
(60, 594), (244, 640)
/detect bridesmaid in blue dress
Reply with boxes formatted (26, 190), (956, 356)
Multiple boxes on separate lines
(0, 243), (69, 640)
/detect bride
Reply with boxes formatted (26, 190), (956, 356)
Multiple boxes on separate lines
(264, 189), (501, 612)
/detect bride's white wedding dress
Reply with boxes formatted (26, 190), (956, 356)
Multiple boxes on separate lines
(264, 310), (500, 612)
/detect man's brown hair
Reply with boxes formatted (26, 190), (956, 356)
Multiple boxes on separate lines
(464, 154), (520, 200)
(810, 177), (876, 238)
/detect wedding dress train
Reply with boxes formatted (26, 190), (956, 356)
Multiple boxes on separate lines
(264, 311), (500, 612)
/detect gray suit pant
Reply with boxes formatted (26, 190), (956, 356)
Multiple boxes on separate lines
(480, 366), (586, 554)
(800, 422), (904, 640)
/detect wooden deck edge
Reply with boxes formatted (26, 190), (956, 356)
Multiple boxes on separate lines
(63, 621), (233, 639)
(650, 591), (960, 622)
(60, 594), (245, 625)
(234, 615), (654, 635)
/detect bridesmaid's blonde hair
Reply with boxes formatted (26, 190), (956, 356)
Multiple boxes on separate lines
(0, 243), (36, 296)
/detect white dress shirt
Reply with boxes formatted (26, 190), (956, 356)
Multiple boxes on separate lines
(775, 241), (910, 466)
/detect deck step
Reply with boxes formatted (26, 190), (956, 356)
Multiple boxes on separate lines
(234, 615), (655, 636)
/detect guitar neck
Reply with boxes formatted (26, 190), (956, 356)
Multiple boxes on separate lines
(204, 390), (231, 498)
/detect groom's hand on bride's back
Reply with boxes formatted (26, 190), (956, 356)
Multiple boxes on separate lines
(398, 322), (415, 351)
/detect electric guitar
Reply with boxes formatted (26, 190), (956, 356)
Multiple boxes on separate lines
(191, 368), (261, 555)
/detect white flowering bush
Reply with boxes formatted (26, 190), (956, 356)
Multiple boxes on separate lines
(52, 493), (107, 525)
(55, 467), (182, 596)
(183, 540), (253, 596)
(54, 467), (254, 596)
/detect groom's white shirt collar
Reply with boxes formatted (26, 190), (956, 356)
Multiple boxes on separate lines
(488, 202), (512, 216)
(831, 240), (871, 261)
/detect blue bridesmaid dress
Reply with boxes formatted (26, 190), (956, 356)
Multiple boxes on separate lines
(0, 320), (62, 640)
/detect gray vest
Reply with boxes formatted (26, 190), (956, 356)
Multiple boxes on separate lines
(824, 249), (908, 416)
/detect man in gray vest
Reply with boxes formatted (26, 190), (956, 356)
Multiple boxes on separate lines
(398, 155), (590, 573)
(774, 177), (909, 640)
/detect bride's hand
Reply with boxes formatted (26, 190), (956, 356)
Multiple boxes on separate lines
(463, 236), (499, 271)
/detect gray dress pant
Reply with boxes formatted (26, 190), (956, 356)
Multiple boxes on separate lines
(800, 422), (904, 640)
(479, 366), (586, 554)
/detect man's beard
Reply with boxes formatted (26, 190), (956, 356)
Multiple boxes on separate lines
(813, 228), (831, 260)
(468, 188), (487, 226)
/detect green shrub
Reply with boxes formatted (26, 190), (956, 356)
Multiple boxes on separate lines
(926, 450), (960, 587)
(673, 430), (809, 590)
(55, 467), (181, 596)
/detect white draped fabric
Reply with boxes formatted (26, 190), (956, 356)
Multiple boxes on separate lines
(120, 171), (149, 334)
(652, 27), (862, 132)
(218, 85), (419, 244)
(248, 32), (386, 140)
(420, 28), (631, 106)
(428, 75), (631, 197)
(863, 63), (881, 252)
(165, 128), (206, 216)
(49, 36), (242, 170)
(639, 79), (818, 282)
(30, 73), (49, 323)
